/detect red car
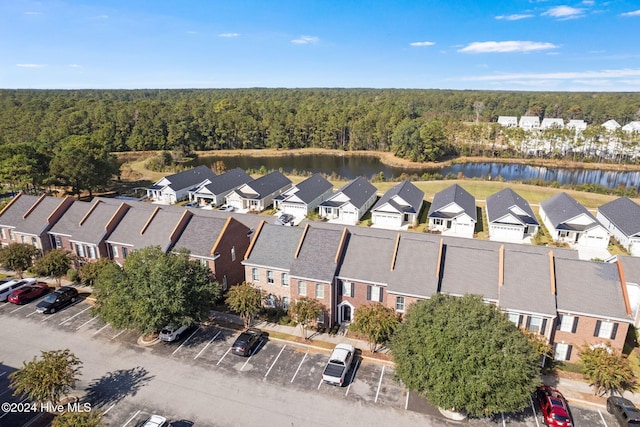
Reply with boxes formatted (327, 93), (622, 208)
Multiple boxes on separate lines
(536, 386), (574, 427)
(7, 282), (51, 304)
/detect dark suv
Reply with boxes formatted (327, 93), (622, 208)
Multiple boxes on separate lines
(607, 396), (640, 426)
(231, 328), (264, 356)
(36, 286), (78, 314)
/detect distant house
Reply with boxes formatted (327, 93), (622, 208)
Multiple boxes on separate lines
(566, 120), (587, 132)
(519, 116), (540, 130)
(497, 116), (518, 127)
(598, 197), (640, 257)
(225, 171), (292, 212)
(539, 192), (609, 249)
(540, 118), (564, 129)
(622, 121), (640, 133)
(318, 177), (377, 225)
(370, 180), (424, 230)
(602, 119), (621, 132)
(188, 168), (253, 207)
(274, 173), (333, 218)
(427, 184), (476, 238)
(147, 165), (216, 205)
(485, 188), (539, 242)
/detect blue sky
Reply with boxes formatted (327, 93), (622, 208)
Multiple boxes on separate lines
(2, 0), (640, 91)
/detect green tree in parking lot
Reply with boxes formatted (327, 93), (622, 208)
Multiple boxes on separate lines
(9, 349), (82, 406)
(31, 248), (77, 287)
(225, 282), (264, 328)
(0, 242), (39, 278)
(92, 246), (221, 335)
(580, 344), (635, 396)
(350, 303), (399, 352)
(288, 297), (325, 340)
(52, 410), (104, 427)
(391, 294), (541, 417)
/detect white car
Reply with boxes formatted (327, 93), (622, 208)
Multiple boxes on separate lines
(0, 278), (36, 302)
(220, 205), (235, 212)
(159, 323), (191, 342)
(141, 415), (167, 427)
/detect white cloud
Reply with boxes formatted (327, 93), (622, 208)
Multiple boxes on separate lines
(410, 41), (435, 47)
(218, 33), (240, 38)
(495, 14), (534, 20)
(16, 64), (45, 68)
(25, 11), (41, 15)
(462, 68), (640, 81)
(68, 64), (81, 68)
(542, 6), (585, 19)
(620, 9), (640, 17)
(291, 35), (319, 44)
(458, 41), (558, 53)
(582, 0), (594, 5)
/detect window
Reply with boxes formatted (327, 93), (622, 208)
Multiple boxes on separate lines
(8, 230), (14, 240)
(0, 229), (5, 239)
(21, 235), (26, 244)
(267, 270), (274, 284)
(231, 246), (236, 262)
(282, 297), (290, 309)
(112, 245), (118, 258)
(595, 320), (618, 339)
(298, 281), (307, 296)
(54, 236), (62, 249)
(76, 244), (85, 258)
(122, 247), (128, 259)
(342, 281), (353, 297)
(266, 294), (276, 308)
(558, 315), (578, 333)
(200, 258), (208, 267)
(252, 268), (259, 282)
(282, 273), (289, 287)
(367, 285), (383, 302)
(559, 230), (569, 238)
(395, 296), (405, 312)
(31, 237), (37, 247)
(554, 343), (573, 361)
(433, 218), (443, 226)
(527, 316), (546, 334)
(508, 313), (522, 327)
(315, 283), (324, 299)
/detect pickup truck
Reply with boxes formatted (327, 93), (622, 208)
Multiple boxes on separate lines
(322, 343), (355, 386)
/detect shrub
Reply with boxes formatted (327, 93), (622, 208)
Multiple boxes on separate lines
(66, 268), (79, 284)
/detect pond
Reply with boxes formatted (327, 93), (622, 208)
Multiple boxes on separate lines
(191, 153), (640, 190)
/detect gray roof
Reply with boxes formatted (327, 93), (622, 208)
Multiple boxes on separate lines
(200, 168), (252, 196)
(162, 165), (216, 191)
(172, 215), (228, 258)
(555, 258), (631, 320)
(1, 195), (70, 236)
(428, 184), (477, 221)
(620, 256), (640, 285)
(106, 205), (188, 251)
(322, 176), (377, 210)
(439, 241), (498, 300)
(243, 223), (304, 270)
(0, 194), (41, 228)
(598, 197), (640, 238)
(540, 192), (598, 230)
(49, 198), (127, 244)
(289, 227), (344, 283)
(245, 171), (292, 199)
(486, 188), (538, 226)
(372, 180), (424, 214)
(387, 235), (440, 298)
(499, 249), (557, 316)
(336, 232), (396, 285)
(286, 174), (333, 204)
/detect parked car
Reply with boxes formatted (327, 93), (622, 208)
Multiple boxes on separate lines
(607, 396), (640, 426)
(159, 323), (193, 342)
(0, 278), (36, 302)
(220, 205), (235, 212)
(142, 415), (167, 427)
(322, 343), (355, 386)
(231, 328), (265, 356)
(36, 286), (78, 314)
(275, 213), (295, 226)
(536, 386), (574, 427)
(7, 282), (50, 304)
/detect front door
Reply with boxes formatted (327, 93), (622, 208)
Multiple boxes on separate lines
(342, 305), (352, 323)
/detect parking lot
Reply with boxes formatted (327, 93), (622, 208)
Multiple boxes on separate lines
(0, 290), (622, 426)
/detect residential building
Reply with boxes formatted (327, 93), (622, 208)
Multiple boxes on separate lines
(566, 120), (587, 132)
(519, 116), (540, 130)
(497, 116), (518, 127)
(318, 176), (377, 225)
(540, 118), (564, 129)
(485, 188), (539, 242)
(225, 171), (292, 212)
(427, 184), (476, 238)
(602, 119), (621, 132)
(370, 180), (424, 230)
(146, 165), (216, 204)
(598, 197), (640, 257)
(622, 121), (640, 133)
(274, 173), (333, 218)
(618, 256), (640, 327)
(188, 168), (253, 207)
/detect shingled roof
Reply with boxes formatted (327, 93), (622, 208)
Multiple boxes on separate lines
(198, 168), (252, 195)
(540, 192), (598, 230)
(284, 174), (333, 204)
(289, 226), (345, 283)
(163, 165), (216, 191)
(372, 180), (424, 214)
(598, 197), (640, 238)
(486, 188), (538, 226)
(427, 184), (477, 221)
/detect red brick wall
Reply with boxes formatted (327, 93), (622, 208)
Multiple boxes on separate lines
(551, 315), (629, 362)
(212, 219), (252, 287)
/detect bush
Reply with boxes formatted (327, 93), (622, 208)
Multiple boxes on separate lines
(278, 315), (291, 326)
(67, 268), (79, 284)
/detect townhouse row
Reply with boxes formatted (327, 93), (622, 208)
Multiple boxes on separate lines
(497, 117), (640, 133)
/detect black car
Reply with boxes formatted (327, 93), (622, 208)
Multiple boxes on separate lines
(607, 396), (640, 426)
(275, 213), (294, 226)
(36, 286), (78, 314)
(231, 328), (264, 356)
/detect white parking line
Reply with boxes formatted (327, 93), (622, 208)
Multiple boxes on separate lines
(501, 412), (506, 427)
(290, 353), (307, 383)
(405, 391), (410, 410)
(171, 328), (200, 356)
(530, 395), (540, 427)
(345, 359), (361, 396)
(264, 345), (286, 378)
(10, 304), (31, 313)
(111, 329), (127, 340)
(25, 310), (38, 317)
(195, 331), (221, 360)
(76, 315), (98, 330)
(121, 409), (141, 427)
(317, 378), (324, 390)
(59, 306), (91, 325)
(598, 409), (608, 426)
(94, 323), (110, 335)
(374, 365), (385, 403)
(217, 348), (231, 366)
(103, 403), (116, 415)
(0, 371), (6, 377)
(0, 397), (28, 420)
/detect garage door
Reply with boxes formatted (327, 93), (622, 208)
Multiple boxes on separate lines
(490, 225), (521, 241)
(283, 204), (308, 217)
(342, 210), (359, 224)
(373, 214), (400, 228)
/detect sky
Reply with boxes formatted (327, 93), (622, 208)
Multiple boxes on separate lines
(1, 0), (640, 91)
